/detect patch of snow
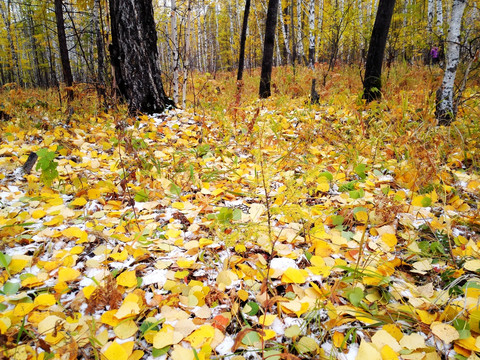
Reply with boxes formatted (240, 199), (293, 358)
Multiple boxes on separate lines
(270, 257), (298, 271)
(214, 335), (234, 355)
(142, 269), (168, 287)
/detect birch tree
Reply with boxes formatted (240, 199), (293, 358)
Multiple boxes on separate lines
(435, 0), (467, 125)
(171, 0), (179, 104)
(307, 0), (315, 67)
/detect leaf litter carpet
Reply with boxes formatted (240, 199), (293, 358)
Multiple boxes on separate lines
(0, 106), (479, 360)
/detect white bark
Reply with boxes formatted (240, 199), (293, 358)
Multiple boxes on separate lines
(436, 0), (467, 124)
(308, 0), (315, 67)
(279, 2), (290, 63)
(182, 1), (191, 108)
(171, 0), (179, 104)
(296, 0), (305, 63)
(436, 0), (444, 37)
(427, 0), (435, 34)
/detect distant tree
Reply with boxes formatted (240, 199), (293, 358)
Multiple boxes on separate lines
(54, 0), (74, 101)
(435, 0), (467, 125)
(362, 0), (396, 102)
(109, 0), (173, 114)
(259, 0), (279, 98)
(237, 0), (250, 81)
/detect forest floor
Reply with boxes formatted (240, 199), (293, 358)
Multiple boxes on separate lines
(0, 64), (480, 360)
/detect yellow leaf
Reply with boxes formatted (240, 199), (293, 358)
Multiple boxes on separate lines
(14, 302), (35, 317)
(61, 227), (88, 243)
(455, 336), (480, 352)
(44, 215), (64, 226)
(114, 320), (138, 339)
(34, 293), (56, 308)
(356, 339), (382, 360)
(152, 325), (183, 349)
(431, 322), (459, 344)
(165, 229), (181, 239)
(171, 345), (195, 360)
(0, 317), (11, 334)
(380, 345), (398, 360)
(332, 331), (345, 348)
(238, 289), (249, 301)
(399, 333), (426, 350)
(71, 197), (87, 207)
(110, 249), (128, 261)
(87, 188), (101, 200)
(117, 271), (137, 288)
(381, 233), (397, 248)
(57, 267), (80, 283)
(9, 256), (30, 274)
(83, 285), (96, 299)
(354, 210), (368, 223)
(258, 314), (276, 326)
(281, 268), (308, 284)
(172, 202), (185, 210)
(114, 301), (140, 320)
(371, 330), (401, 352)
(464, 260), (480, 272)
(32, 209), (47, 219)
(101, 310), (120, 327)
(186, 324), (215, 348)
(103, 341), (129, 360)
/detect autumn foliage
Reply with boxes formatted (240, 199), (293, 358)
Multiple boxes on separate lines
(0, 65), (480, 359)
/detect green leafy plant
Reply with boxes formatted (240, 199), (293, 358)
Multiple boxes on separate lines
(35, 148), (59, 186)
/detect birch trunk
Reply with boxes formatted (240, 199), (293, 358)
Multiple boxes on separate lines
(0, 1), (21, 85)
(279, 3), (290, 64)
(296, 0), (305, 64)
(94, 0), (105, 86)
(435, 0), (467, 125)
(171, 0), (179, 104)
(436, 0), (444, 37)
(307, 0), (315, 67)
(182, 1), (191, 108)
(427, 0), (434, 35)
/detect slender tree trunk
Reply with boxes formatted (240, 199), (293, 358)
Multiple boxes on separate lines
(54, 0), (74, 101)
(296, 0), (305, 64)
(0, 1), (21, 86)
(182, 1), (191, 108)
(436, 0), (444, 38)
(279, 3), (290, 65)
(26, 5), (42, 87)
(362, 0), (396, 102)
(435, 0), (467, 125)
(94, 0), (105, 86)
(308, 0), (316, 67)
(259, 0), (279, 98)
(427, 0), (434, 41)
(237, 0), (251, 81)
(109, 0), (174, 114)
(171, 0), (179, 104)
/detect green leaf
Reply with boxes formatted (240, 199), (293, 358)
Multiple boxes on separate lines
(3, 281), (20, 295)
(347, 287), (364, 307)
(244, 301), (259, 316)
(319, 171), (333, 181)
(354, 164), (367, 179)
(241, 330), (261, 346)
(152, 346), (170, 357)
(297, 336), (318, 353)
(232, 208), (242, 221)
(169, 183), (181, 196)
(421, 196), (432, 207)
(134, 189), (149, 202)
(332, 215), (344, 226)
(0, 252), (12, 270)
